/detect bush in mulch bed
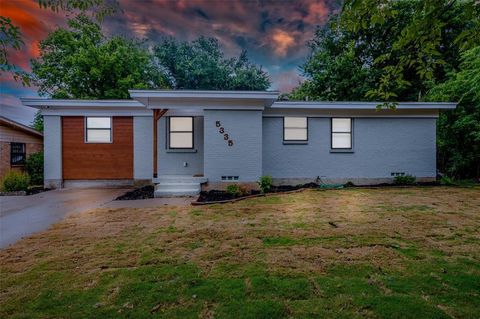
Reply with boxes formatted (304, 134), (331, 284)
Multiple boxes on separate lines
(116, 185), (154, 200)
(197, 182), (321, 203)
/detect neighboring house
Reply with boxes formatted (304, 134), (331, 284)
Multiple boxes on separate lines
(21, 90), (456, 196)
(0, 116), (43, 180)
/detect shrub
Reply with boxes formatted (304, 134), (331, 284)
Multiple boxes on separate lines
(258, 175), (273, 193)
(1, 171), (30, 192)
(394, 174), (416, 185)
(226, 184), (242, 197)
(440, 175), (456, 186)
(25, 151), (44, 186)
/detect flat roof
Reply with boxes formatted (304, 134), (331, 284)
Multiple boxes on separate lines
(20, 92), (457, 111)
(273, 101), (457, 110)
(128, 89), (280, 100)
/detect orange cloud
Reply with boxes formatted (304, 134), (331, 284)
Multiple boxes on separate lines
(305, 2), (329, 24)
(272, 30), (295, 56)
(1, 0), (65, 71)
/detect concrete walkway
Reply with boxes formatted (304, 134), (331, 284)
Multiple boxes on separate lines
(0, 188), (128, 248)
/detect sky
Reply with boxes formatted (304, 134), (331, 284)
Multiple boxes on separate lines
(0, 0), (337, 125)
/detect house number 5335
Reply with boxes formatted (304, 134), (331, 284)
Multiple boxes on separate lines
(215, 121), (234, 146)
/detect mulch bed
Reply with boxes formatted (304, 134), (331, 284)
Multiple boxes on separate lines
(197, 182), (321, 203)
(115, 185), (154, 200)
(27, 186), (51, 195)
(0, 187), (51, 196)
(113, 180), (449, 203)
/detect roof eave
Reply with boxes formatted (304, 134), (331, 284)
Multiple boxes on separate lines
(271, 101), (457, 110)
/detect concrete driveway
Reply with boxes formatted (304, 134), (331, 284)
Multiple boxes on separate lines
(0, 188), (128, 249)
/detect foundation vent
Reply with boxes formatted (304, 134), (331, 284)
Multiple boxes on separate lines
(221, 176), (239, 181)
(391, 172), (406, 177)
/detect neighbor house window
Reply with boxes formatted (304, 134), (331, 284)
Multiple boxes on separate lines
(10, 142), (26, 165)
(283, 117), (308, 141)
(169, 117), (193, 149)
(85, 117), (112, 143)
(331, 118), (352, 149)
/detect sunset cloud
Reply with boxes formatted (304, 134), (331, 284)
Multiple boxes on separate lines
(272, 30), (296, 57)
(0, 0), (336, 124)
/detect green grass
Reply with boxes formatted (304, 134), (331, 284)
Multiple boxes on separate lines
(1, 186), (479, 318)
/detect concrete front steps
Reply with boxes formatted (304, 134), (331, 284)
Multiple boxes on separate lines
(154, 175), (207, 197)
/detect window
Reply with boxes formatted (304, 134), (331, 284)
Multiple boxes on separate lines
(331, 118), (352, 149)
(86, 117), (112, 143)
(169, 117), (193, 149)
(10, 142), (26, 165)
(284, 117), (308, 141)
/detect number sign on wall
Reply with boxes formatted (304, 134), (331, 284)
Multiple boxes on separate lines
(216, 121), (234, 146)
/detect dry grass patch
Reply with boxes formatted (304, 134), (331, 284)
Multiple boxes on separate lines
(1, 186), (479, 318)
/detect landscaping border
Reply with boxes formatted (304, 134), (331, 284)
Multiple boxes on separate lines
(191, 188), (306, 205)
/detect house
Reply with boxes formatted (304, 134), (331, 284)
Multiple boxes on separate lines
(0, 116), (43, 180)
(21, 90), (456, 196)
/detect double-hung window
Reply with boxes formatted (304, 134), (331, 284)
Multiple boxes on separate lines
(86, 117), (112, 143)
(10, 142), (26, 165)
(169, 117), (193, 149)
(283, 117), (308, 142)
(331, 118), (352, 149)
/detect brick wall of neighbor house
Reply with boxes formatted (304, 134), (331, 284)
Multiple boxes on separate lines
(0, 125), (43, 180)
(61, 116), (133, 180)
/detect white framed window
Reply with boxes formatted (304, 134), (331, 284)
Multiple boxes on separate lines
(169, 117), (193, 149)
(331, 118), (352, 149)
(85, 117), (112, 143)
(283, 117), (308, 141)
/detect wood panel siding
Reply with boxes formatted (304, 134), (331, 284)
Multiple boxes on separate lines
(62, 117), (133, 180)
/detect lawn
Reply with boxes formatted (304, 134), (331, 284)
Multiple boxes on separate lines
(1, 187), (479, 318)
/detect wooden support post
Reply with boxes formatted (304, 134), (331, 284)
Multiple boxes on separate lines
(153, 109), (168, 178)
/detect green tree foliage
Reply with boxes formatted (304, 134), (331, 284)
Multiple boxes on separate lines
(154, 37), (270, 90)
(31, 110), (44, 132)
(31, 15), (168, 99)
(37, 0), (119, 21)
(1, 0), (118, 85)
(339, 0), (480, 102)
(291, 0), (474, 102)
(427, 47), (480, 178)
(0, 17), (30, 85)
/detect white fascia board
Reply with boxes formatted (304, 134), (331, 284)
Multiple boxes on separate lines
(263, 108), (440, 118)
(129, 90), (279, 108)
(129, 89), (279, 100)
(145, 98), (266, 110)
(20, 98), (145, 109)
(272, 101), (457, 110)
(41, 108), (153, 116)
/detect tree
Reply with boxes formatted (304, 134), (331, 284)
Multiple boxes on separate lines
(37, 0), (119, 21)
(0, 0), (118, 84)
(427, 46), (480, 178)
(31, 15), (168, 99)
(339, 0), (480, 102)
(31, 110), (44, 132)
(0, 17), (30, 85)
(154, 37), (270, 90)
(290, 0), (473, 102)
